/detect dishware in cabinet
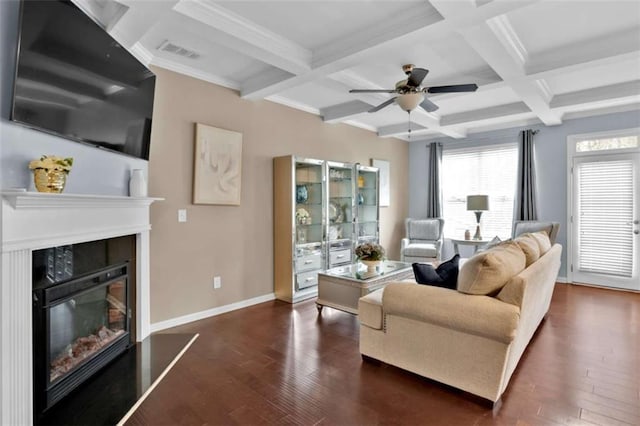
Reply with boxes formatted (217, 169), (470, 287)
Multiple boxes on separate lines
(356, 164), (380, 244)
(326, 161), (355, 268)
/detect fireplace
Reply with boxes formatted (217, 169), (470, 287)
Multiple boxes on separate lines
(32, 236), (136, 418)
(1, 191), (160, 425)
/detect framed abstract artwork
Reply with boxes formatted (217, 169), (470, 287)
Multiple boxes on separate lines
(371, 159), (390, 207)
(193, 123), (243, 205)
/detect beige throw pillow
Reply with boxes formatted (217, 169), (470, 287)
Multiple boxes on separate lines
(529, 231), (552, 254)
(514, 234), (540, 266)
(457, 240), (526, 296)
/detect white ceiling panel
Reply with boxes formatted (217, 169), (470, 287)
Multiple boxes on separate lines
(433, 86), (519, 115)
(215, 0), (429, 51)
(545, 57), (640, 95)
(509, 1), (640, 56)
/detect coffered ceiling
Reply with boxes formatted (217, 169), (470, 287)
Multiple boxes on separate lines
(75, 0), (640, 142)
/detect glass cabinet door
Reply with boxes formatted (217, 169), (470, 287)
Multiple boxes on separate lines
(356, 165), (379, 244)
(294, 159), (325, 289)
(326, 161), (355, 268)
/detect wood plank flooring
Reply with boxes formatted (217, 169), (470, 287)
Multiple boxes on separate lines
(126, 284), (640, 425)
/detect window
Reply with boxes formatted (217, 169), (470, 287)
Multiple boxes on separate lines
(441, 143), (518, 240)
(576, 135), (638, 152)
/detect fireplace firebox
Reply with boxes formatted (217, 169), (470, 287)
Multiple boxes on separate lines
(32, 236), (136, 420)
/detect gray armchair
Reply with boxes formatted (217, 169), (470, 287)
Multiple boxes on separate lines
(512, 221), (560, 244)
(401, 218), (445, 263)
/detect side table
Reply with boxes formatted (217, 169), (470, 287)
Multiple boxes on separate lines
(450, 238), (491, 255)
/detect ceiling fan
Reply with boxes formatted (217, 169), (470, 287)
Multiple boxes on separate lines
(349, 64), (478, 113)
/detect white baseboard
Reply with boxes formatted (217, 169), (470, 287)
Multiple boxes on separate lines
(556, 276), (569, 283)
(150, 293), (276, 333)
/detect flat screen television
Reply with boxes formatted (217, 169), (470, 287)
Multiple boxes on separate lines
(11, 0), (156, 160)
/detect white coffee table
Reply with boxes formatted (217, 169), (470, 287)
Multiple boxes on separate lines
(316, 260), (414, 314)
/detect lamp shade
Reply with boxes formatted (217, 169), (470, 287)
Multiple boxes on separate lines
(467, 195), (489, 211)
(396, 93), (424, 112)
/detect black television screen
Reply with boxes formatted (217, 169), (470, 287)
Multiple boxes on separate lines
(11, 0), (155, 160)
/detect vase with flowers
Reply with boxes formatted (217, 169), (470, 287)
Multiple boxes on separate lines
(295, 207), (310, 225)
(28, 155), (73, 193)
(355, 242), (386, 273)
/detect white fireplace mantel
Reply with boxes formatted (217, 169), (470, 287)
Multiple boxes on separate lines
(1, 190), (162, 425)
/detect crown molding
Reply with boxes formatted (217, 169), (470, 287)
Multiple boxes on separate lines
(265, 95), (320, 116)
(487, 14), (529, 67)
(173, 0), (311, 74)
(151, 57), (240, 90)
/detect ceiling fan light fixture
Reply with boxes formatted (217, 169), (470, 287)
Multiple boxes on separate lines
(396, 93), (424, 112)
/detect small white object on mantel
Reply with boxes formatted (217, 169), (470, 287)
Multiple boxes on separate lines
(129, 169), (148, 197)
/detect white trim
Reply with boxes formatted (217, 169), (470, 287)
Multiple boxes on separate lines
(150, 293), (276, 333)
(265, 95), (320, 115)
(566, 128), (640, 287)
(151, 58), (241, 91)
(116, 333), (200, 426)
(556, 276), (568, 284)
(1, 191), (162, 209)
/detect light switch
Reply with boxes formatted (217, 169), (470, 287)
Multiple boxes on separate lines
(178, 209), (187, 223)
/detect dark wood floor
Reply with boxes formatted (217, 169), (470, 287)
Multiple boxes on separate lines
(126, 284), (640, 425)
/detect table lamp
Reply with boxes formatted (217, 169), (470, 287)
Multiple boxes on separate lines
(467, 195), (489, 240)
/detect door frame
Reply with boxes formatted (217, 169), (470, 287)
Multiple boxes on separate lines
(566, 127), (640, 285)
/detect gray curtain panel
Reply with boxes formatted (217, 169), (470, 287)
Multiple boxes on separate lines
(426, 142), (443, 218)
(514, 129), (538, 221)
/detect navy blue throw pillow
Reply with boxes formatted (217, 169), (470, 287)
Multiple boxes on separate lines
(412, 254), (460, 289)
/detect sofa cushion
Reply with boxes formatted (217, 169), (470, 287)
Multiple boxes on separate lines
(358, 289), (384, 330)
(529, 231), (552, 254)
(383, 283), (520, 344)
(514, 234), (540, 266)
(403, 243), (438, 258)
(412, 255), (459, 289)
(457, 240), (527, 296)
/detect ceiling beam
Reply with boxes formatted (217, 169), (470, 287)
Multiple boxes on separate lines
(525, 28), (640, 78)
(446, 7), (562, 125)
(173, 0), (312, 75)
(440, 102), (531, 126)
(321, 101), (371, 123)
(378, 123), (428, 138)
(550, 80), (640, 109)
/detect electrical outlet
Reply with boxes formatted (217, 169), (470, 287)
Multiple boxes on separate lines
(213, 276), (222, 289)
(178, 209), (187, 223)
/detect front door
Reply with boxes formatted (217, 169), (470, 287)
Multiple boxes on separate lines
(569, 132), (640, 290)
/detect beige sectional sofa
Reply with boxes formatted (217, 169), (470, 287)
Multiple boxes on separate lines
(358, 232), (562, 405)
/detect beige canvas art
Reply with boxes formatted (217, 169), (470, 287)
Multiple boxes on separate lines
(193, 123), (243, 205)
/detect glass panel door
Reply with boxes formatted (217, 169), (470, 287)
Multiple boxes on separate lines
(356, 165), (379, 244)
(294, 159), (325, 291)
(571, 152), (639, 290)
(327, 161), (355, 268)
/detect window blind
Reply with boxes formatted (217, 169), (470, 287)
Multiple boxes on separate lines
(577, 160), (634, 277)
(441, 143), (517, 240)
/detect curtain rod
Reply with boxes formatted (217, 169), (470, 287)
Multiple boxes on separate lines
(426, 128), (540, 147)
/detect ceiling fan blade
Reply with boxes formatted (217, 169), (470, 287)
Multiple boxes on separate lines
(407, 68), (428, 87)
(427, 83), (478, 93)
(419, 97), (439, 112)
(350, 89), (397, 93)
(368, 97), (397, 113)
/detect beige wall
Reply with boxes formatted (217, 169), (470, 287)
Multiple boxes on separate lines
(148, 67), (409, 323)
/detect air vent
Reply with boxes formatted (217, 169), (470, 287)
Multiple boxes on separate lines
(157, 40), (201, 59)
